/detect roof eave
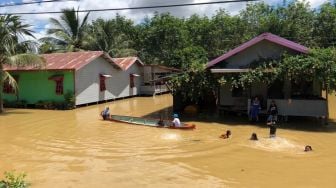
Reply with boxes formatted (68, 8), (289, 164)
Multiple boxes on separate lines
(206, 33), (309, 68)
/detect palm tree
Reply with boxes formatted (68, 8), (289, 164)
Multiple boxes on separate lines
(85, 18), (137, 57)
(41, 8), (90, 52)
(0, 15), (45, 113)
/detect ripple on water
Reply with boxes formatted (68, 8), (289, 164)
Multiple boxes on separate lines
(247, 137), (303, 153)
(160, 133), (182, 141)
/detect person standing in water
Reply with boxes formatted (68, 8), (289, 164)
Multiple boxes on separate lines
(268, 118), (277, 138)
(267, 100), (278, 123)
(250, 97), (261, 122)
(267, 100), (278, 138)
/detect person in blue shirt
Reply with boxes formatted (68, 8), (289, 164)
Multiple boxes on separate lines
(250, 97), (261, 122)
(101, 107), (110, 120)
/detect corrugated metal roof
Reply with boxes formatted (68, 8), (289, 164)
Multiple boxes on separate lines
(207, 33), (309, 68)
(4, 51), (120, 71)
(112, 57), (144, 71)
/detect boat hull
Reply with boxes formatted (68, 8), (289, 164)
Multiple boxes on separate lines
(103, 115), (195, 130)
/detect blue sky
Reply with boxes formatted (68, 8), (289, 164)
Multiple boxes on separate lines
(0, 0), (328, 39)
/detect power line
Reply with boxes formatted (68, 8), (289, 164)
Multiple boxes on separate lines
(0, 0), (258, 15)
(0, 0), (79, 8)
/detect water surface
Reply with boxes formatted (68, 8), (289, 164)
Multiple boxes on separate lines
(1, 95), (336, 188)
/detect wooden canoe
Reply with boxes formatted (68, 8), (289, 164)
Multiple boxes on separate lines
(104, 115), (196, 130)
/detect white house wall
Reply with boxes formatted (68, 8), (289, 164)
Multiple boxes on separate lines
(220, 82), (268, 106)
(75, 57), (143, 105)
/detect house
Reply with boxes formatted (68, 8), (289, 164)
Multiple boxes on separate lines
(141, 65), (181, 95)
(207, 33), (328, 118)
(3, 51), (144, 107)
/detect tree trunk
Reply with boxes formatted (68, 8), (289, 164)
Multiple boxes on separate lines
(0, 88), (3, 113)
(0, 63), (4, 113)
(325, 87), (329, 124)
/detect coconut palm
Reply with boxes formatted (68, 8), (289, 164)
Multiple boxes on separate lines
(0, 15), (45, 113)
(41, 8), (90, 52)
(85, 18), (137, 57)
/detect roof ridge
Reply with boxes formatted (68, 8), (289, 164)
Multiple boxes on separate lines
(207, 33), (309, 68)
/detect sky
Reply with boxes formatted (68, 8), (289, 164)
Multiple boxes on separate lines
(0, 0), (329, 39)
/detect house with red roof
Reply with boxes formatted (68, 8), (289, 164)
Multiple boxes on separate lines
(207, 33), (327, 118)
(3, 51), (144, 107)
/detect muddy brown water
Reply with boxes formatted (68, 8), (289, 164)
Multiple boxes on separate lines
(1, 94), (336, 188)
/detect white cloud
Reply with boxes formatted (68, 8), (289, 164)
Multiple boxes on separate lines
(0, 0), (329, 40)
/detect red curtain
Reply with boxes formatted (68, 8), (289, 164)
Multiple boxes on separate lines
(100, 75), (106, 91)
(55, 79), (63, 95)
(49, 75), (64, 95)
(130, 74), (135, 88)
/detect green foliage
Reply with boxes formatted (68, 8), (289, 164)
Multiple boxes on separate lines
(314, 2), (336, 47)
(0, 171), (29, 188)
(40, 8), (90, 52)
(64, 90), (75, 109)
(84, 15), (137, 57)
(168, 61), (217, 103)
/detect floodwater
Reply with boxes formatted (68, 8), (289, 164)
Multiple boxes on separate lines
(1, 94), (336, 188)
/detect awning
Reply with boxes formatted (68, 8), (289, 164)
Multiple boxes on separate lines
(100, 74), (112, 78)
(48, 75), (64, 81)
(148, 73), (183, 82)
(131, 73), (141, 77)
(210, 69), (250, 73)
(210, 68), (273, 73)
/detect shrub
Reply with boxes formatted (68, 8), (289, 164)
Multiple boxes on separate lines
(0, 171), (29, 188)
(64, 91), (75, 109)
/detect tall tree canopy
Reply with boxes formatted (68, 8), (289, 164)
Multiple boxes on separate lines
(40, 8), (90, 52)
(84, 15), (137, 57)
(41, 1), (336, 69)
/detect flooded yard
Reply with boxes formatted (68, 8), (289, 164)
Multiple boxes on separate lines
(0, 94), (336, 188)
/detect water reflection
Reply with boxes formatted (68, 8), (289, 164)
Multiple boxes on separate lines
(160, 133), (182, 141)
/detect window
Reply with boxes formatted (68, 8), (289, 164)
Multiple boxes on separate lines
(55, 79), (63, 95)
(100, 75), (106, 91)
(49, 75), (64, 95)
(3, 76), (18, 94)
(130, 74), (135, 88)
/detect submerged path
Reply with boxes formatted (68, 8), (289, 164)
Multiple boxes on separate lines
(0, 94), (336, 188)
